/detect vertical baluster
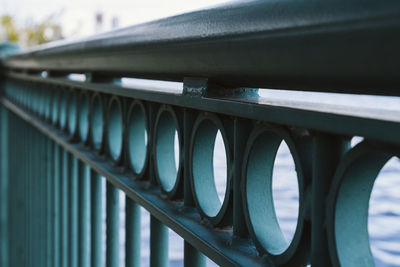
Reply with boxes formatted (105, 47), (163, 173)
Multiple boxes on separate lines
(106, 182), (119, 267)
(39, 131), (47, 266)
(23, 119), (29, 267)
(60, 149), (69, 267)
(311, 133), (348, 266)
(78, 162), (91, 267)
(183, 108), (205, 267)
(27, 121), (33, 267)
(69, 155), (79, 267)
(91, 170), (102, 267)
(0, 105), (8, 267)
(150, 216), (168, 267)
(8, 114), (15, 267)
(32, 128), (40, 266)
(46, 138), (53, 266)
(53, 144), (60, 267)
(125, 197), (140, 267)
(184, 243), (205, 267)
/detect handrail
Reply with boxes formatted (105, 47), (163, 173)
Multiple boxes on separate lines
(3, 0), (400, 94)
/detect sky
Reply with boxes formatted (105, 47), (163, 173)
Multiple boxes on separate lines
(0, 0), (231, 38)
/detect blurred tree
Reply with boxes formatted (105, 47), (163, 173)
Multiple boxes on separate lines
(0, 14), (64, 47)
(1, 15), (19, 42)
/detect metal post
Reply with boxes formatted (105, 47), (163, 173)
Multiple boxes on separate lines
(125, 197), (141, 267)
(60, 149), (69, 267)
(150, 216), (168, 267)
(78, 162), (91, 267)
(91, 170), (102, 267)
(311, 133), (349, 266)
(0, 105), (8, 267)
(53, 144), (60, 267)
(106, 182), (119, 267)
(69, 155), (79, 267)
(233, 118), (250, 237)
(184, 242), (206, 267)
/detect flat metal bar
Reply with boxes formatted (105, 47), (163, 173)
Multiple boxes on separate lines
(125, 197), (141, 267)
(90, 170), (102, 267)
(6, 73), (400, 146)
(150, 216), (168, 267)
(69, 155), (79, 267)
(78, 161), (91, 267)
(4, 0), (400, 93)
(2, 97), (272, 266)
(106, 182), (119, 267)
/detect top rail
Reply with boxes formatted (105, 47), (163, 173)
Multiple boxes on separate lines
(2, 0), (400, 95)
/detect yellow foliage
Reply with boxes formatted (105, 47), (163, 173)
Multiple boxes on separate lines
(0, 14), (64, 47)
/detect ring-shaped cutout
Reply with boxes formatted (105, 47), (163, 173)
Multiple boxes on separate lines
(59, 89), (68, 130)
(127, 101), (149, 177)
(79, 92), (90, 143)
(107, 97), (124, 162)
(68, 90), (78, 137)
(154, 106), (182, 196)
(90, 94), (104, 152)
(327, 142), (392, 266)
(242, 126), (305, 262)
(190, 113), (232, 225)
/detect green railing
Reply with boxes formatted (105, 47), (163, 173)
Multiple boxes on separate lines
(1, 1), (400, 266)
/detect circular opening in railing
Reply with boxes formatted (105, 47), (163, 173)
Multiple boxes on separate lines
(351, 136), (364, 148)
(154, 106), (181, 194)
(79, 92), (90, 143)
(59, 90), (68, 130)
(329, 143), (392, 266)
(368, 156), (400, 266)
(107, 97), (123, 162)
(52, 90), (60, 125)
(91, 94), (104, 151)
(243, 127), (303, 258)
(272, 141), (299, 245)
(68, 90), (78, 136)
(127, 101), (148, 176)
(191, 114), (231, 223)
(213, 130), (227, 204)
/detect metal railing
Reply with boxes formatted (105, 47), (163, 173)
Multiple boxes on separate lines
(1, 1), (400, 266)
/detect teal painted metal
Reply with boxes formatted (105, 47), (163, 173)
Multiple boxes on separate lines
(184, 242), (205, 267)
(150, 216), (169, 267)
(53, 144), (60, 267)
(1, 2), (400, 267)
(78, 162), (91, 267)
(60, 149), (69, 267)
(125, 197), (141, 267)
(3, 1), (400, 94)
(311, 134), (349, 266)
(90, 170), (103, 267)
(0, 105), (8, 267)
(106, 182), (120, 267)
(68, 155), (78, 267)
